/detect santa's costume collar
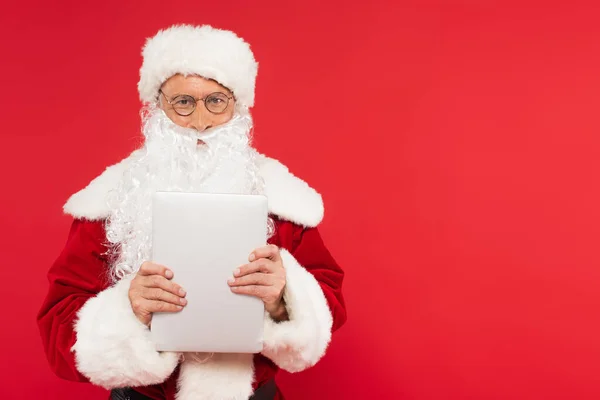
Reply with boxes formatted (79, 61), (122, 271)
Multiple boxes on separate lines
(63, 150), (324, 228)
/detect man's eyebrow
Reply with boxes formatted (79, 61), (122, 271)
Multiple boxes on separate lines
(167, 89), (232, 98)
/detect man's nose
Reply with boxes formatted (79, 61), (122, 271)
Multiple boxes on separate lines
(187, 107), (212, 132)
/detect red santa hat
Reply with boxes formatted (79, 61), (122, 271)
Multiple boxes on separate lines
(137, 24), (258, 107)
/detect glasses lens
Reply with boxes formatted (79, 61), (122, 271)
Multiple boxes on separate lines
(172, 95), (196, 116)
(205, 93), (229, 113)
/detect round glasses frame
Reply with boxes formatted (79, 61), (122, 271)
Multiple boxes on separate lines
(159, 90), (234, 116)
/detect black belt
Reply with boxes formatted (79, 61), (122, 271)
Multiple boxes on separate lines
(110, 379), (276, 400)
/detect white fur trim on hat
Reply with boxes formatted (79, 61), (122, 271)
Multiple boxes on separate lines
(138, 24), (258, 107)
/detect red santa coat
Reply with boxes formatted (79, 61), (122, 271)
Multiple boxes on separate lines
(37, 153), (347, 400)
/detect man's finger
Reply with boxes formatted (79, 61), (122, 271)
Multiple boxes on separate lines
(138, 261), (173, 279)
(228, 272), (273, 287)
(249, 244), (280, 263)
(234, 259), (274, 277)
(142, 287), (187, 306)
(140, 274), (186, 297)
(230, 285), (267, 298)
(146, 299), (183, 314)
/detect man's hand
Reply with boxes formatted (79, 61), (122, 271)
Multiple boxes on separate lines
(129, 261), (187, 326)
(228, 245), (289, 322)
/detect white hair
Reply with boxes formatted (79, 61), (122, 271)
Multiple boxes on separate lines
(104, 105), (272, 282)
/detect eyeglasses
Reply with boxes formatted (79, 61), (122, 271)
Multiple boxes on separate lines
(159, 90), (234, 116)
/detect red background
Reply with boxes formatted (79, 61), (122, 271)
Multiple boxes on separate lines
(1, 1), (600, 399)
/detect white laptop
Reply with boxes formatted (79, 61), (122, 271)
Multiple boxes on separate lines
(150, 191), (268, 353)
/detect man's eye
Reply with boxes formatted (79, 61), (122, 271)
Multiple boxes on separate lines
(208, 97), (224, 104)
(176, 99), (191, 106)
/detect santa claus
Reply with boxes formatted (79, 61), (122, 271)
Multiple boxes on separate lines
(37, 24), (346, 400)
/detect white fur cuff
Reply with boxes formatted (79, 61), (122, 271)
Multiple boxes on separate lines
(261, 249), (334, 372)
(72, 277), (180, 389)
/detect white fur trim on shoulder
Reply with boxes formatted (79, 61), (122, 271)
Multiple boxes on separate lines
(63, 150), (143, 221)
(63, 151), (324, 227)
(71, 276), (180, 388)
(261, 249), (333, 372)
(176, 353), (254, 400)
(257, 157), (324, 228)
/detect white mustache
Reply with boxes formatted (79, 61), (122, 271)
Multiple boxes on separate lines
(148, 110), (250, 144)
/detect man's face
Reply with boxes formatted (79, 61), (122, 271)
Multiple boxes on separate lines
(159, 74), (236, 133)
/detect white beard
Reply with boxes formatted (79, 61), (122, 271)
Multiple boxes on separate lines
(105, 106), (266, 281)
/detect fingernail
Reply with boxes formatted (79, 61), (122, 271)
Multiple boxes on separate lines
(249, 253), (256, 261)
(179, 288), (186, 296)
(234, 268), (241, 277)
(227, 277), (235, 284)
(176, 305), (183, 310)
(165, 270), (173, 278)
(180, 298), (187, 305)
